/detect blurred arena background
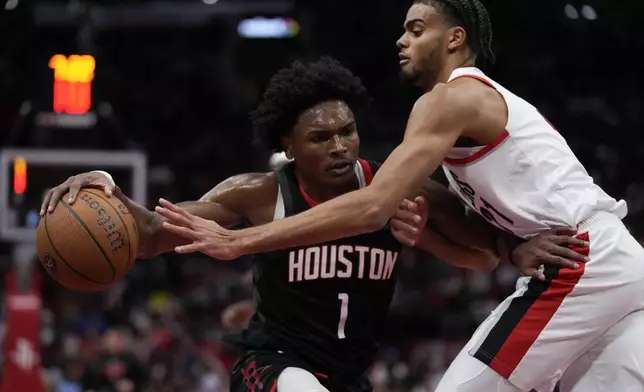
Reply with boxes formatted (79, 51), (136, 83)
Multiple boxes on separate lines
(0, 0), (643, 391)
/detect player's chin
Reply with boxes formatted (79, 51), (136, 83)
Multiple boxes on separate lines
(323, 168), (355, 184)
(399, 67), (417, 83)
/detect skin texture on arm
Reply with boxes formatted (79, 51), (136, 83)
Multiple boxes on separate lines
(119, 173), (276, 258)
(234, 83), (475, 255)
(145, 173), (275, 257)
(419, 179), (500, 256)
(416, 225), (498, 272)
(415, 179), (500, 271)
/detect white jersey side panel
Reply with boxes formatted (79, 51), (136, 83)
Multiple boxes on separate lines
(441, 67), (627, 239)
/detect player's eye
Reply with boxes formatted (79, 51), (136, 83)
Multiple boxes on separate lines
(311, 135), (329, 143)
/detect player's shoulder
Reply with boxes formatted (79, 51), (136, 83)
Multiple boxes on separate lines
(415, 78), (489, 119)
(199, 172), (277, 204)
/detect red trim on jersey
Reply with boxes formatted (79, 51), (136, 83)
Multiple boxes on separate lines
(357, 158), (374, 185)
(294, 170), (320, 208)
(444, 74), (509, 166)
(295, 159), (374, 208)
(449, 73), (496, 88)
(443, 130), (510, 165)
(490, 232), (589, 378)
(270, 380), (277, 392)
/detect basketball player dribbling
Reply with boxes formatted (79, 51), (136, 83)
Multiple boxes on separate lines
(42, 58), (586, 392)
(155, 1), (644, 391)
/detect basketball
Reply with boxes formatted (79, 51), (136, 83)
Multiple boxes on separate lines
(36, 188), (139, 292)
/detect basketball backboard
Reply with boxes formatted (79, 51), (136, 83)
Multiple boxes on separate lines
(0, 149), (147, 243)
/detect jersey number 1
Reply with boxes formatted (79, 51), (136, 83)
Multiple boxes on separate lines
(337, 293), (349, 339)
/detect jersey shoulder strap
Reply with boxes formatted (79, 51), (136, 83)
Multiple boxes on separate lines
(357, 158), (379, 185)
(274, 163), (310, 216)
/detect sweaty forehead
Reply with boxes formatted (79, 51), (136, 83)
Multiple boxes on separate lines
(297, 101), (354, 129)
(405, 3), (439, 24)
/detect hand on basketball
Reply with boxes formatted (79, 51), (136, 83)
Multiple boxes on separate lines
(40, 171), (115, 216)
(391, 196), (428, 246)
(155, 198), (243, 260)
(511, 228), (590, 281)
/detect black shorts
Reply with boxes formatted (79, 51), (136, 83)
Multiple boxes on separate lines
(230, 349), (372, 392)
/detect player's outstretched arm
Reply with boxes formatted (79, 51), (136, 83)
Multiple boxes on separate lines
(40, 171), (273, 258)
(153, 85), (474, 260)
(121, 175), (265, 258)
(235, 86), (470, 251)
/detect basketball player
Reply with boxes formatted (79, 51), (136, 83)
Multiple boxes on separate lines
(43, 58), (587, 392)
(155, 2), (644, 392)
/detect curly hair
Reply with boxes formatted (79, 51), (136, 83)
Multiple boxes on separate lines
(251, 57), (372, 153)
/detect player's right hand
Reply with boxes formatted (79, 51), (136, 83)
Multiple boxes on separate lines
(40, 171), (115, 216)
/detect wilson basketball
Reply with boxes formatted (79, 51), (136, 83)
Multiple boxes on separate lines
(36, 188), (139, 292)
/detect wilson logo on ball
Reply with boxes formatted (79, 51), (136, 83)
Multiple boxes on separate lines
(79, 194), (125, 254)
(41, 253), (57, 272)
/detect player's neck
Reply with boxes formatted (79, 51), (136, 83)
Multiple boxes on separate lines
(424, 56), (475, 91)
(296, 170), (359, 204)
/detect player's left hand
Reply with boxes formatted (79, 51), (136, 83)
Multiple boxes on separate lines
(155, 198), (243, 260)
(511, 228), (590, 281)
(391, 196), (428, 246)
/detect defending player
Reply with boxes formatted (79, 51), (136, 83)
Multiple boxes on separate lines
(156, 2), (644, 392)
(44, 58), (587, 392)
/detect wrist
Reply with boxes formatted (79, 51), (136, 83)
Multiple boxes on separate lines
(237, 226), (262, 256)
(91, 170), (116, 188)
(496, 234), (518, 265)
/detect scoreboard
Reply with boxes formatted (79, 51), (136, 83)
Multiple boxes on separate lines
(48, 54), (95, 115)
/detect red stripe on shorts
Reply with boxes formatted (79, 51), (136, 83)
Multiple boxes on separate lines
(490, 232), (590, 378)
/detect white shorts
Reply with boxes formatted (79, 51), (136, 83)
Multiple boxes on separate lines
(277, 368), (330, 392)
(460, 211), (644, 391)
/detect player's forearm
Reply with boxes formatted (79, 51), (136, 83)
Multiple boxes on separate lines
(416, 226), (498, 272)
(113, 187), (244, 258)
(238, 187), (384, 255)
(429, 206), (523, 264)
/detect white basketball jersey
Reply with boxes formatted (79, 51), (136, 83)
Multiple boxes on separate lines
(441, 67), (627, 239)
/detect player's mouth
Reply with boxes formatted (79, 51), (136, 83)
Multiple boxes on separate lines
(399, 53), (410, 65)
(327, 160), (353, 176)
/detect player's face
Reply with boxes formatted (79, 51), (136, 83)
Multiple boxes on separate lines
(397, 3), (449, 89)
(286, 100), (360, 185)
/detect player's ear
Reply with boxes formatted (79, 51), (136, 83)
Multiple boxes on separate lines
(281, 136), (294, 160)
(447, 26), (466, 52)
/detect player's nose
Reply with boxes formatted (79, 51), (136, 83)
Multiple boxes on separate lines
(396, 34), (409, 49)
(330, 135), (348, 154)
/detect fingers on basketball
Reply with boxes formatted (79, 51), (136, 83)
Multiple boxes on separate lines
(36, 189), (139, 292)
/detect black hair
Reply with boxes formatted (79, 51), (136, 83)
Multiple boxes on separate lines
(414, 0), (495, 67)
(251, 57), (371, 153)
